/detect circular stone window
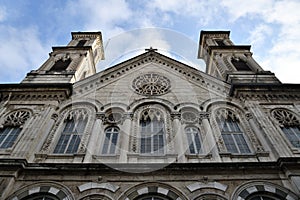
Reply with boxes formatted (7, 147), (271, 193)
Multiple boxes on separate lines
(132, 73), (171, 96)
(181, 111), (198, 123)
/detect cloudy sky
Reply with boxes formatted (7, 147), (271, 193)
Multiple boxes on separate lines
(0, 0), (300, 83)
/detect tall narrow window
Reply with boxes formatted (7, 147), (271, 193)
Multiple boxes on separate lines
(185, 127), (202, 154)
(216, 109), (251, 154)
(0, 110), (30, 149)
(54, 109), (87, 154)
(272, 109), (300, 148)
(140, 109), (165, 154)
(102, 127), (119, 154)
(0, 127), (21, 148)
(231, 57), (252, 71)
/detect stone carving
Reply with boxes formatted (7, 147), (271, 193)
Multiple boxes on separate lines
(3, 110), (31, 127)
(132, 73), (171, 96)
(272, 109), (300, 126)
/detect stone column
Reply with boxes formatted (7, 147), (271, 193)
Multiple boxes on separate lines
(119, 113), (132, 163)
(83, 114), (103, 163)
(199, 112), (221, 161)
(171, 113), (186, 162)
(245, 113), (269, 157)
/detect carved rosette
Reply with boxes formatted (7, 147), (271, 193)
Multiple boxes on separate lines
(132, 73), (171, 96)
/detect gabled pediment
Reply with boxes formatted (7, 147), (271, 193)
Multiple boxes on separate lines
(72, 51), (231, 108)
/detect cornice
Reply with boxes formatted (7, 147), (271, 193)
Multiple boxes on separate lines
(0, 83), (72, 102)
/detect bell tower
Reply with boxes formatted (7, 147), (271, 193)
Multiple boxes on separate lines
(198, 31), (280, 84)
(22, 32), (104, 84)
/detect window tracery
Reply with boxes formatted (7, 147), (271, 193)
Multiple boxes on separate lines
(132, 73), (171, 96)
(215, 108), (251, 154)
(53, 108), (88, 154)
(272, 109), (300, 148)
(272, 109), (300, 126)
(130, 104), (173, 155)
(140, 108), (165, 154)
(0, 110), (31, 149)
(3, 110), (31, 127)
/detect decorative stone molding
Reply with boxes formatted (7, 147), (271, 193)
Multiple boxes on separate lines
(199, 112), (210, 121)
(120, 182), (187, 200)
(186, 181), (228, 192)
(181, 111), (198, 124)
(78, 182), (119, 193)
(170, 112), (181, 120)
(245, 113), (253, 121)
(233, 181), (298, 200)
(7, 182), (74, 200)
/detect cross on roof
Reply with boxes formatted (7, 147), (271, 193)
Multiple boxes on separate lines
(145, 47), (158, 52)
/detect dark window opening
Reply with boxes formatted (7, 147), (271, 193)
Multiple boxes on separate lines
(216, 40), (226, 46)
(231, 58), (252, 71)
(77, 40), (87, 47)
(51, 59), (71, 71)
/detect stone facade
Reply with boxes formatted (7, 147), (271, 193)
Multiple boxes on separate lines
(0, 31), (300, 200)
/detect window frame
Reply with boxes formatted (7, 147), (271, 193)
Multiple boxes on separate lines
(101, 126), (119, 155)
(0, 126), (22, 149)
(53, 110), (88, 154)
(185, 126), (202, 154)
(215, 109), (252, 155)
(271, 108), (300, 150)
(139, 108), (166, 155)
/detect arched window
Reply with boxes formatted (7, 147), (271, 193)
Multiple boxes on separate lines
(216, 109), (251, 154)
(54, 109), (88, 154)
(140, 108), (165, 154)
(185, 127), (202, 154)
(272, 109), (300, 148)
(102, 127), (119, 154)
(246, 192), (283, 200)
(0, 110), (30, 149)
(138, 197), (168, 200)
(21, 193), (59, 200)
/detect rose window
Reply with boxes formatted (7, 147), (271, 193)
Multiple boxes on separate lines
(132, 73), (171, 96)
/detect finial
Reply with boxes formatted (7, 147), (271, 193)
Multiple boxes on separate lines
(145, 46), (158, 52)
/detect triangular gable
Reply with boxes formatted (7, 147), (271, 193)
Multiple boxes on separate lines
(73, 51), (231, 97)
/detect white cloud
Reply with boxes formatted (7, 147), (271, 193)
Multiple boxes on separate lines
(97, 28), (172, 70)
(146, 0), (220, 25)
(247, 24), (272, 47)
(67, 0), (133, 37)
(221, 0), (274, 22)
(264, 0), (300, 24)
(0, 26), (49, 82)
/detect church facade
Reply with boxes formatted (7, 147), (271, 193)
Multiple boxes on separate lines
(0, 31), (300, 200)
